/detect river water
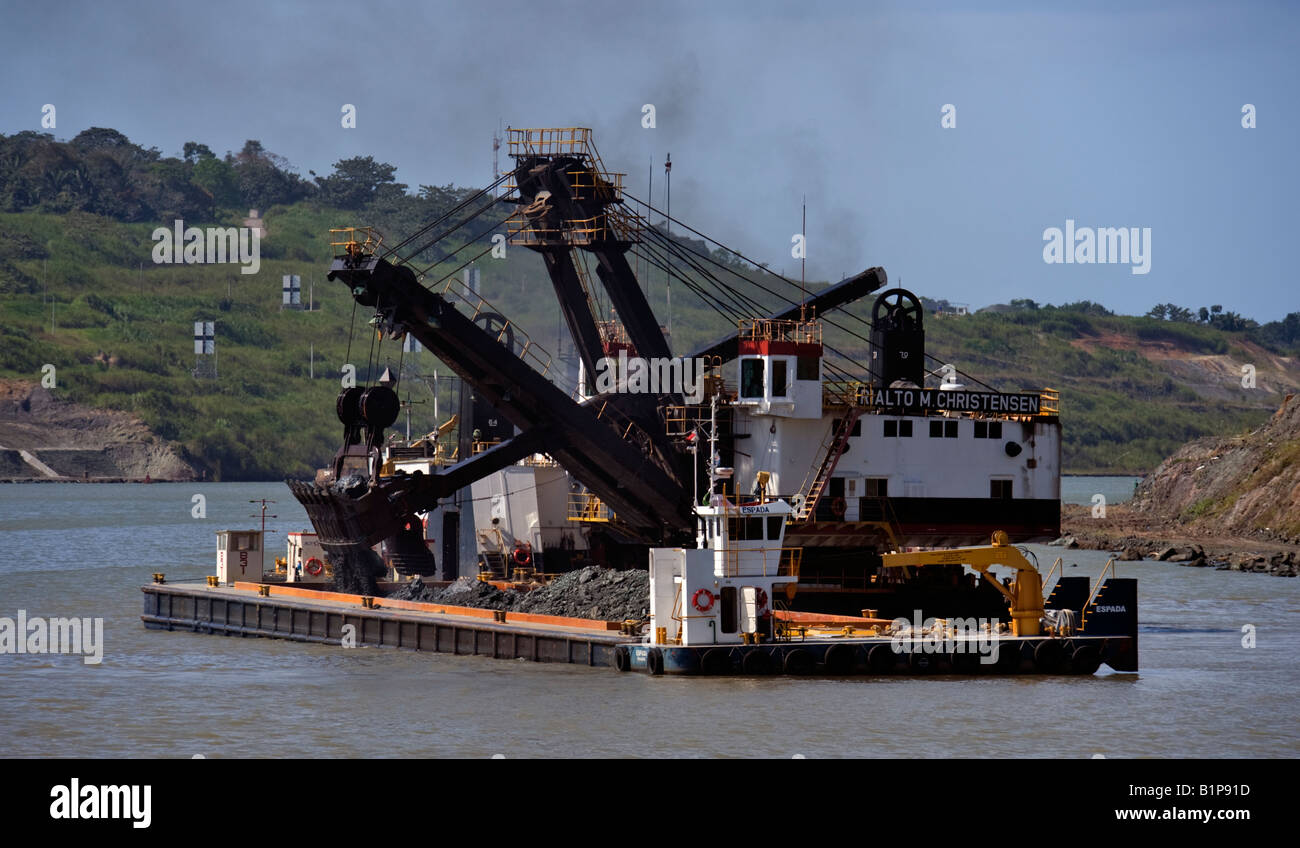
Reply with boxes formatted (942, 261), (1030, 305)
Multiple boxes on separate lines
(1, 480), (1296, 758)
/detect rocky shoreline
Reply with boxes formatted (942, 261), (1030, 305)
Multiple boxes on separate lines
(1054, 504), (1299, 577)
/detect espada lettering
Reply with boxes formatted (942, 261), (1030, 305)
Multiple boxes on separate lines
(1042, 219), (1151, 275)
(49, 779), (151, 829)
(1095, 604), (1128, 613)
(152, 219), (261, 275)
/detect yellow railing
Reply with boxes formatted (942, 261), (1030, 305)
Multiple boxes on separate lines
(507, 211), (641, 246)
(738, 318), (822, 345)
(718, 546), (803, 578)
(822, 380), (870, 408)
(568, 491), (613, 522)
(1042, 556), (1064, 596)
(1040, 387), (1060, 416)
(425, 272), (554, 379)
(329, 226), (383, 256)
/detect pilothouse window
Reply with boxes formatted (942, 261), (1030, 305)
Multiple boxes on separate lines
(740, 359), (765, 399)
(772, 360), (788, 397)
(767, 516), (784, 540)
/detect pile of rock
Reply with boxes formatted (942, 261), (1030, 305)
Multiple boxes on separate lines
(387, 566), (652, 621)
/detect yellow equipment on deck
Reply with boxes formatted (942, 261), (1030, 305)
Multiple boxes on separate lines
(880, 531), (1044, 636)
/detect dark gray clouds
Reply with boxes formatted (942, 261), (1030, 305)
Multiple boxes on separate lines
(4, 0), (1297, 318)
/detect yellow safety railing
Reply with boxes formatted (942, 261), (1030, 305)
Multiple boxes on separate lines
(1084, 557), (1117, 612)
(822, 380), (870, 408)
(1042, 556), (1064, 597)
(1040, 387), (1060, 416)
(568, 491), (613, 522)
(717, 546), (803, 578)
(329, 226), (383, 256)
(423, 271), (554, 379)
(738, 318), (822, 345)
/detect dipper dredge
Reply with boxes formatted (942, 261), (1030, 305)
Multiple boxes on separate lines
(290, 128), (1062, 614)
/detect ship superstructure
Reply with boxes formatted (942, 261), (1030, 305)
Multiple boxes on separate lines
(290, 128), (1061, 617)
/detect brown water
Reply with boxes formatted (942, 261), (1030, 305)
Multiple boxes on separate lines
(1, 482), (1296, 758)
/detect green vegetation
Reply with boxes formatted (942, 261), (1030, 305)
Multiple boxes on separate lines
(1, 128), (1295, 479)
(919, 303), (1292, 472)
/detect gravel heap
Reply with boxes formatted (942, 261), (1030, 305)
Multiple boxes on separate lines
(387, 566), (650, 622)
(390, 576), (520, 608)
(512, 566), (649, 622)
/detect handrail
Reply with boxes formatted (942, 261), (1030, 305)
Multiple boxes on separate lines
(1042, 556), (1063, 598)
(1084, 557), (1116, 611)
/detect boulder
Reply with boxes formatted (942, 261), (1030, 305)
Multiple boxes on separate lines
(1118, 546), (1143, 561)
(1155, 546), (1178, 562)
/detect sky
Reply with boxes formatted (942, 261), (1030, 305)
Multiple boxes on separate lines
(3, 0), (1297, 320)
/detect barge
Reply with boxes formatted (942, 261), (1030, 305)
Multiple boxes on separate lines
(143, 127), (1137, 675)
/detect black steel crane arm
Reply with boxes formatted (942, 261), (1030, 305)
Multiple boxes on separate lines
(326, 252), (693, 540)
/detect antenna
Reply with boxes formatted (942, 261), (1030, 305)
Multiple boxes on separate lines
(665, 152), (672, 338)
(647, 156), (653, 299)
(249, 499), (277, 538)
(801, 196), (807, 322)
(492, 120), (502, 197)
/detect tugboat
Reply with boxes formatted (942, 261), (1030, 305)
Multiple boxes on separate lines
(622, 402), (1138, 676)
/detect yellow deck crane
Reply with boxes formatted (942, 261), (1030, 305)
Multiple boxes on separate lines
(880, 531), (1044, 636)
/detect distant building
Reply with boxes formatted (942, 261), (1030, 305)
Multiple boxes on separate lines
(243, 209), (266, 238)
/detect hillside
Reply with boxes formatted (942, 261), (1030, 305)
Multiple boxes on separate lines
(1129, 393), (1300, 541)
(919, 307), (1299, 472)
(0, 378), (192, 480)
(1058, 393), (1299, 573)
(1, 202), (1297, 479)
(1, 128), (1298, 480)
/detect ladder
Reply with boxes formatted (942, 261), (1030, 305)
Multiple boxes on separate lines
(794, 409), (863, 521)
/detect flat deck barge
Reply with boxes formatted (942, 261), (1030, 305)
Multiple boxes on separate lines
(141, 579), (1135, 676)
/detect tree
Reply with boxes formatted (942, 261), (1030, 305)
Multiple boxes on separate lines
(183, 142), (214, 163)
(1010, 298), (1039, 310)
(1198, 306), (1210, 323)
(315, 156), (406, 210)
(192, 156), (240, 207)
(1146, 304), (1169, 320)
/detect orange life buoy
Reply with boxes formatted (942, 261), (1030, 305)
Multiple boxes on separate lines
(304, 557), (324, 576)
(513, 546), (532, 567)
(831, 497), (847, 517)
(692, 588), (716, 613)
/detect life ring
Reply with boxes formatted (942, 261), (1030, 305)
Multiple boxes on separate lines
(754, 588), (769, 610)
(831, 497), (847, 518)
(513, 546), (532, 567)
(691, 588), (716, 613)
(304, 557), (324, 577)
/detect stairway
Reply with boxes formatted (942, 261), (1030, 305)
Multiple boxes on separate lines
(793, 409), (863, 521)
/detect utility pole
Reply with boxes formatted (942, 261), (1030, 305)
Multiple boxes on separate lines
(665, 152), (672, 338)
(250, 499), (277, 538)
